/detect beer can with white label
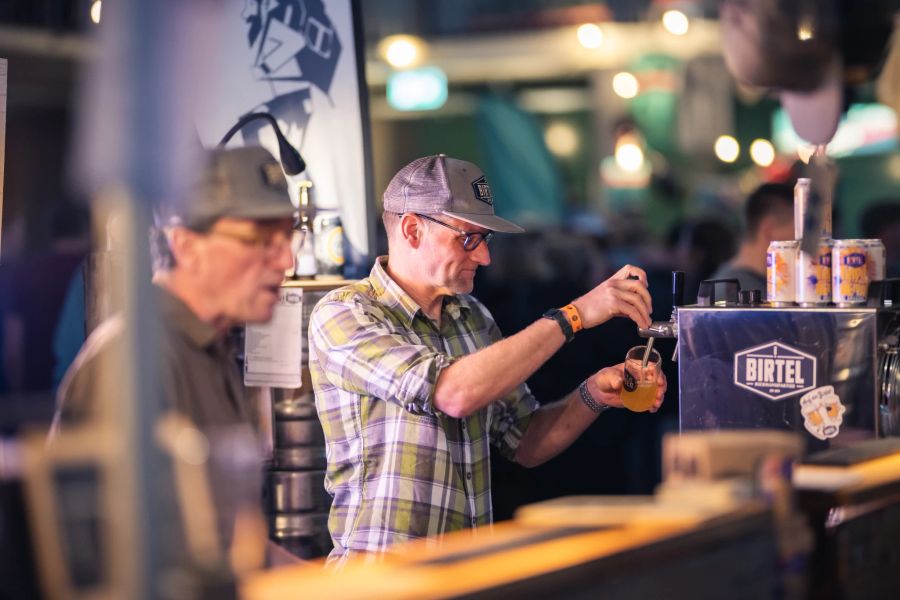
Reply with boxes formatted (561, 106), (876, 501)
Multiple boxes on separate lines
(862, 239), (886, 283)
(767, 240), (798, 306)
(832, 239), (868, 305)
(313, 211), (345, 278)
(796, 237), (833, 306)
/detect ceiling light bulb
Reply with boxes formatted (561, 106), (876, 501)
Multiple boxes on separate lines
(714, 135), (740, 163)
(612, 72), (639, 99)
(90, 0), (102, 24)
(545, 122), (579, 157)
(662, 10), (690, 36)
(379, 35), (427, 69)
(615, 142), (644, 172)
(749, 139), (775, 167)
(577, 23), (604, 49)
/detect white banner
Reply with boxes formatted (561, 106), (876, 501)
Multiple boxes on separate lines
(194, 0), (374, 275)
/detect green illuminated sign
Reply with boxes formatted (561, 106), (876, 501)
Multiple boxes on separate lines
(387, 67), (448, 111)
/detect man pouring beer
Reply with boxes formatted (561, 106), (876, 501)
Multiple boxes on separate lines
(308, 154), (666, 564)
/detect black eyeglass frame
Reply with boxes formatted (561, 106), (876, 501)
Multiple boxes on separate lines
(413, 213), (494, 251)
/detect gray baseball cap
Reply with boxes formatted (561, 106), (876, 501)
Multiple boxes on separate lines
(164, 145), (296, 228)
(383, 154), (525, 234)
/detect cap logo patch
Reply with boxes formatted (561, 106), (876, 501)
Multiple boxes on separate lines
(261, 162), (287, 189)
(471, 176), (493, 206)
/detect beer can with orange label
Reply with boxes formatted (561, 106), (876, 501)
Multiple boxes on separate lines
(796, 237), (833, 306)
(832, 240), (868, 305)
(767, 240), (798, 306)
(862, 239), (886, 283)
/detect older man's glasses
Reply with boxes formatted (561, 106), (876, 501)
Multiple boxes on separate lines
(207, 223), (293, 258)
(416, 213), (493, 251)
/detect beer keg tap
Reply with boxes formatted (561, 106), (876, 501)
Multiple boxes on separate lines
(639, 271), (684, 361)
(294, 181), (317, 279)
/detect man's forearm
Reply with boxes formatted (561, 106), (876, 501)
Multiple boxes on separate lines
(513, 390), (600, 467)
(433, 317), (565, 418)
(432, 263), (652, 419)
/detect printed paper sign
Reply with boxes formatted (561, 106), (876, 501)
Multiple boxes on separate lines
(244, 289), (304, 388)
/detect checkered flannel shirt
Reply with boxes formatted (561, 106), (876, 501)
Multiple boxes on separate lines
(308, 257), (538, 563)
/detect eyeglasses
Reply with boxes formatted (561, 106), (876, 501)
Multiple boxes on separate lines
(207, 224), (293, 258)
(415, 213), (494, 251)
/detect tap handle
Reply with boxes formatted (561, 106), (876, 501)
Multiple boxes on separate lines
(697, 278), (741, 306)
(672, 271), (685, 308)
(867, 278), (900, 307)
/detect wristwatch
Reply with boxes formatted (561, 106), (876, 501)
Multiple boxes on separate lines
(542, 303), (583, 343)
(542, 308), (574, 343)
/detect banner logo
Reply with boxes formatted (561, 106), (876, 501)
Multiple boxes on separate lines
(240, 0), (342, 145)
(734, 341), (816, 401)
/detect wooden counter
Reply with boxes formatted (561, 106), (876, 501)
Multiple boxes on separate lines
(796, 458), (900, 600)
(242, 502), (776, 600)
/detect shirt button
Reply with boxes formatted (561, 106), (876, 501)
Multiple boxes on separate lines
(466, 472), (472, 480)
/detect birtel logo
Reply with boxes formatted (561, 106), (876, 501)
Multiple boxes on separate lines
(734, 341), (816, 401)
(471, 176), (493, 206)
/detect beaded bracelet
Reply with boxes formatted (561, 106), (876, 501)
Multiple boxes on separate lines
(578, 380), (610, 414)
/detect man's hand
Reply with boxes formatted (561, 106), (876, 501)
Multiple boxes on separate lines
(515, 361), (667, 467)
(586, 362), (666, 413)
(571, 265), (653, 330)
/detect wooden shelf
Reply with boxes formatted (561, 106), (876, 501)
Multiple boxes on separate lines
(280, 279), (355, 291)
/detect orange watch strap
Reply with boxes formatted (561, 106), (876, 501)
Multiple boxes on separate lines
(561, 304), (583, 333)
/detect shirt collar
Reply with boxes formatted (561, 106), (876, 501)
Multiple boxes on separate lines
(370, 256), (471, 326)
(155, 285), (221, 349)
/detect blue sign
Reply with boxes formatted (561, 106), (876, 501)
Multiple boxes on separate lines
(734, 341), (817, 401)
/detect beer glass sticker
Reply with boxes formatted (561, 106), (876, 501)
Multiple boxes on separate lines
(799, 386), (845, 440)
(734, 341), (817, 400)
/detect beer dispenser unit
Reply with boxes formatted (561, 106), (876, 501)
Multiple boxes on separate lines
(642, 168), (900, 450)
(666, 279), (900, 451)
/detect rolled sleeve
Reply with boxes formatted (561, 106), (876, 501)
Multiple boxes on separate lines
(490, 382), (539, 461)
(309, 297), (452, 416)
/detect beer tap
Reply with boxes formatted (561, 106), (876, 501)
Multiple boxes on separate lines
(639, 271), (684, 361)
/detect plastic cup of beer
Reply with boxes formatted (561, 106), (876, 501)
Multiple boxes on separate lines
(622, 345), (661, 412)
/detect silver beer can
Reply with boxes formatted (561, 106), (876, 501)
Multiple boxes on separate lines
(796, 237), (833, 306)
(832, 239), (869, 305)
(313, 211), (345, 278)
(862, 239), (886, 283)
(767, 240), (798, 306)
(794, 178), (832, 240)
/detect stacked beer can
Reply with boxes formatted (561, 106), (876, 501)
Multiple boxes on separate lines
(767, 179), (885, 306)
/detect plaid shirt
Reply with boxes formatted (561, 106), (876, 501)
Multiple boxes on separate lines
(309, 257), (538, 563)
